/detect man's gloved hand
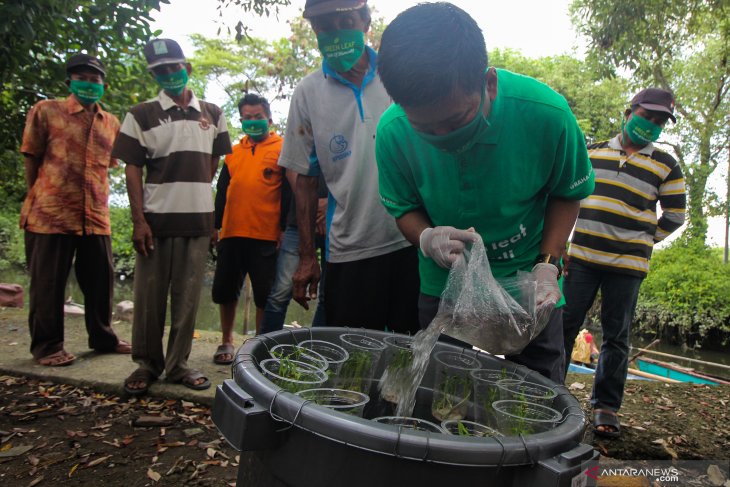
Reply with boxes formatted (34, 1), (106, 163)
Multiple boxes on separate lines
(532, 262), (561, 307)
(419, 226), (479, 269)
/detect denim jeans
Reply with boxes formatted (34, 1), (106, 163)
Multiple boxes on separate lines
(562, 261), (643, 411)
(260, 227), (326, 334)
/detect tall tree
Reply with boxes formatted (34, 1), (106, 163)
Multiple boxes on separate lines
(489, 48), (629, 143)
(570, 0), (730, 243)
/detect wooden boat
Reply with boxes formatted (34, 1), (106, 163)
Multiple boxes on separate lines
(634, 356), (730, 386)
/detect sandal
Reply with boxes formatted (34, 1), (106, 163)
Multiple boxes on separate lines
(124, 368), (157, 396)
(172, 369), (211, 391)
(213, 343), (235, 365)
(36, 350), (76, 367)
(593, 408), (621, 438)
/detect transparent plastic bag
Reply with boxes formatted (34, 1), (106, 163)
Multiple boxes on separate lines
(436, 238), (555, 355)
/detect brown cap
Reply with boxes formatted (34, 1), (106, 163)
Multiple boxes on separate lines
(303, 0), (367, 18)
(630, 88), (677, 123)
(143, 39), (186, 69)
(66, 53), (105, 77)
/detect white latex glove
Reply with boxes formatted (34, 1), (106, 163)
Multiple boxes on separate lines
(419, 226), (479, 269)
(532, 262), (561, 307)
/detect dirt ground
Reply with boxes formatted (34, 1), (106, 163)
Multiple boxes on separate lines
(1, 374), (729, 486)
(0, 375), (239, 486)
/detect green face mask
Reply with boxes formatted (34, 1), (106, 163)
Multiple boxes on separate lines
(623, 113), (663, 145)
(155, 68), (188, 96)
(69, 80), (104, 105)
(242, 119), (269, 141)
(316, 29), (365, 73)
(414, 85), (490, 153)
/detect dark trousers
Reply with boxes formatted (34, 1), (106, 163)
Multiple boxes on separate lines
(325, 246), (420, 335)
(562, 261), (643, 411)
(418, 293), (566, 384)
(25, 231), (117, 359)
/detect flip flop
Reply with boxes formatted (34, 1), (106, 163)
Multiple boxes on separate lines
(213, 343), (235, 365)
(124, 368), (157, 396)
(172, 369), (211, 391)
(593, 408), (621, 438)
(36, 350), (76, 367)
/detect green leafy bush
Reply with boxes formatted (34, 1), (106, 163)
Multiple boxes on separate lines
(110, 205), (135, 277)
(635, 241), (730, 345)
(0, 208), (25, 271)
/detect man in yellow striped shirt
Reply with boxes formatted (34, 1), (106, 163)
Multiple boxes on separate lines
(562, 88), (686, 438)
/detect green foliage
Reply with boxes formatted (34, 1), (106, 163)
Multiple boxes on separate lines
(0, 208), (25, 272)
(109, 206), (135, 277)
(570, 0), (730, 244)
(0, 150), (27, 211)
(489, 48), (629, 142)
(635, 241), (730, 344)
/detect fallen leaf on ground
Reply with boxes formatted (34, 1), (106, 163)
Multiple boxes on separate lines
(569, 382), (585, 390)
(0, 445), (34, 457)
(133, 416), (174, 427)
(86, 455), (112, 468)
(147, 468), (161, 482)
(28, 475), (44, 487)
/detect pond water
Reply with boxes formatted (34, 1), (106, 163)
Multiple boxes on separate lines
(0, 268), (315, 333)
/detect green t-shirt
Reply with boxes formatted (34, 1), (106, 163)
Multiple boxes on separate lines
(376, 69), (595, 297)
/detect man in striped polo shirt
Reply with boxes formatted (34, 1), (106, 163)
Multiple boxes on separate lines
(112, 39), (232, 395)
(562, 88), (686, 438)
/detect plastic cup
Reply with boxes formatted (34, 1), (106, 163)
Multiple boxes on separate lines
(260, 358), (328, 393)
(296, 388), (370, 417)
(492, 400), (562, 436)
(299, 340), (349, 375)
(431, 351), (481, 422)
(441, 419), (503, 438)
(372, 416), (445, 433)
(270, 344), (329, 372)
(496, 379), (557, 406)
(379, 335), (414, 404)
(472, 370), (525, 426)
(337, 334), (386, 394)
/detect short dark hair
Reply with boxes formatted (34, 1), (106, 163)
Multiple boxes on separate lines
(377, 2), (488, 107)
(238, 93), (271, 118)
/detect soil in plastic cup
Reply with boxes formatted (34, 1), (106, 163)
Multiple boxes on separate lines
(299, 339), (349, 375)
(379, 335), (414, 404)
(441, 419), (503, 438)
(492, 400), (562, 436)
(296, 388), (370, 417)
(260, 358), (328, 394)
(373, 416), (445, 433)
(337, 334), (386, 394)
(270, 344), (329, 372)
(496, 379), (557, 406)
(472, 369), (523, 427)
(431, 351), (481, 422)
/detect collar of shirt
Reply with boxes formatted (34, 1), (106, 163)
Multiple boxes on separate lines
(609, 133), (654, 155)
(157, 89), (201, 112)
(321, 45), (378, 90)
(65, 95), (98, 115)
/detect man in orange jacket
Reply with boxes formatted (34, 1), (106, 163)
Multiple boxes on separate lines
(212, 93), (289, 364)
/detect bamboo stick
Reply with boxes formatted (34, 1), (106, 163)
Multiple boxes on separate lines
(632, 348), (730, 372)
(626, 367), (681, 383)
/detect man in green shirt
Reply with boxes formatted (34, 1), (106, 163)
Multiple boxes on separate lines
(375, 2), (595, 382)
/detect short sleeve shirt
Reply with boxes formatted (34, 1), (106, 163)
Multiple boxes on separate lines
(20, 96), (120, 235)
(220, 133), (285, 241)
(376, 69), (595, 296)
(112, 91), (232, 237)
(277, 48), (410, 263)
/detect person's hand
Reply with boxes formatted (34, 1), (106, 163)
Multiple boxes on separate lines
(532, 262), (561, 307)
(419, 226), (480, 269)
(210, 229), (219, 249)
(292, 254), (321, 310)
(132, 221), (154, 257)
